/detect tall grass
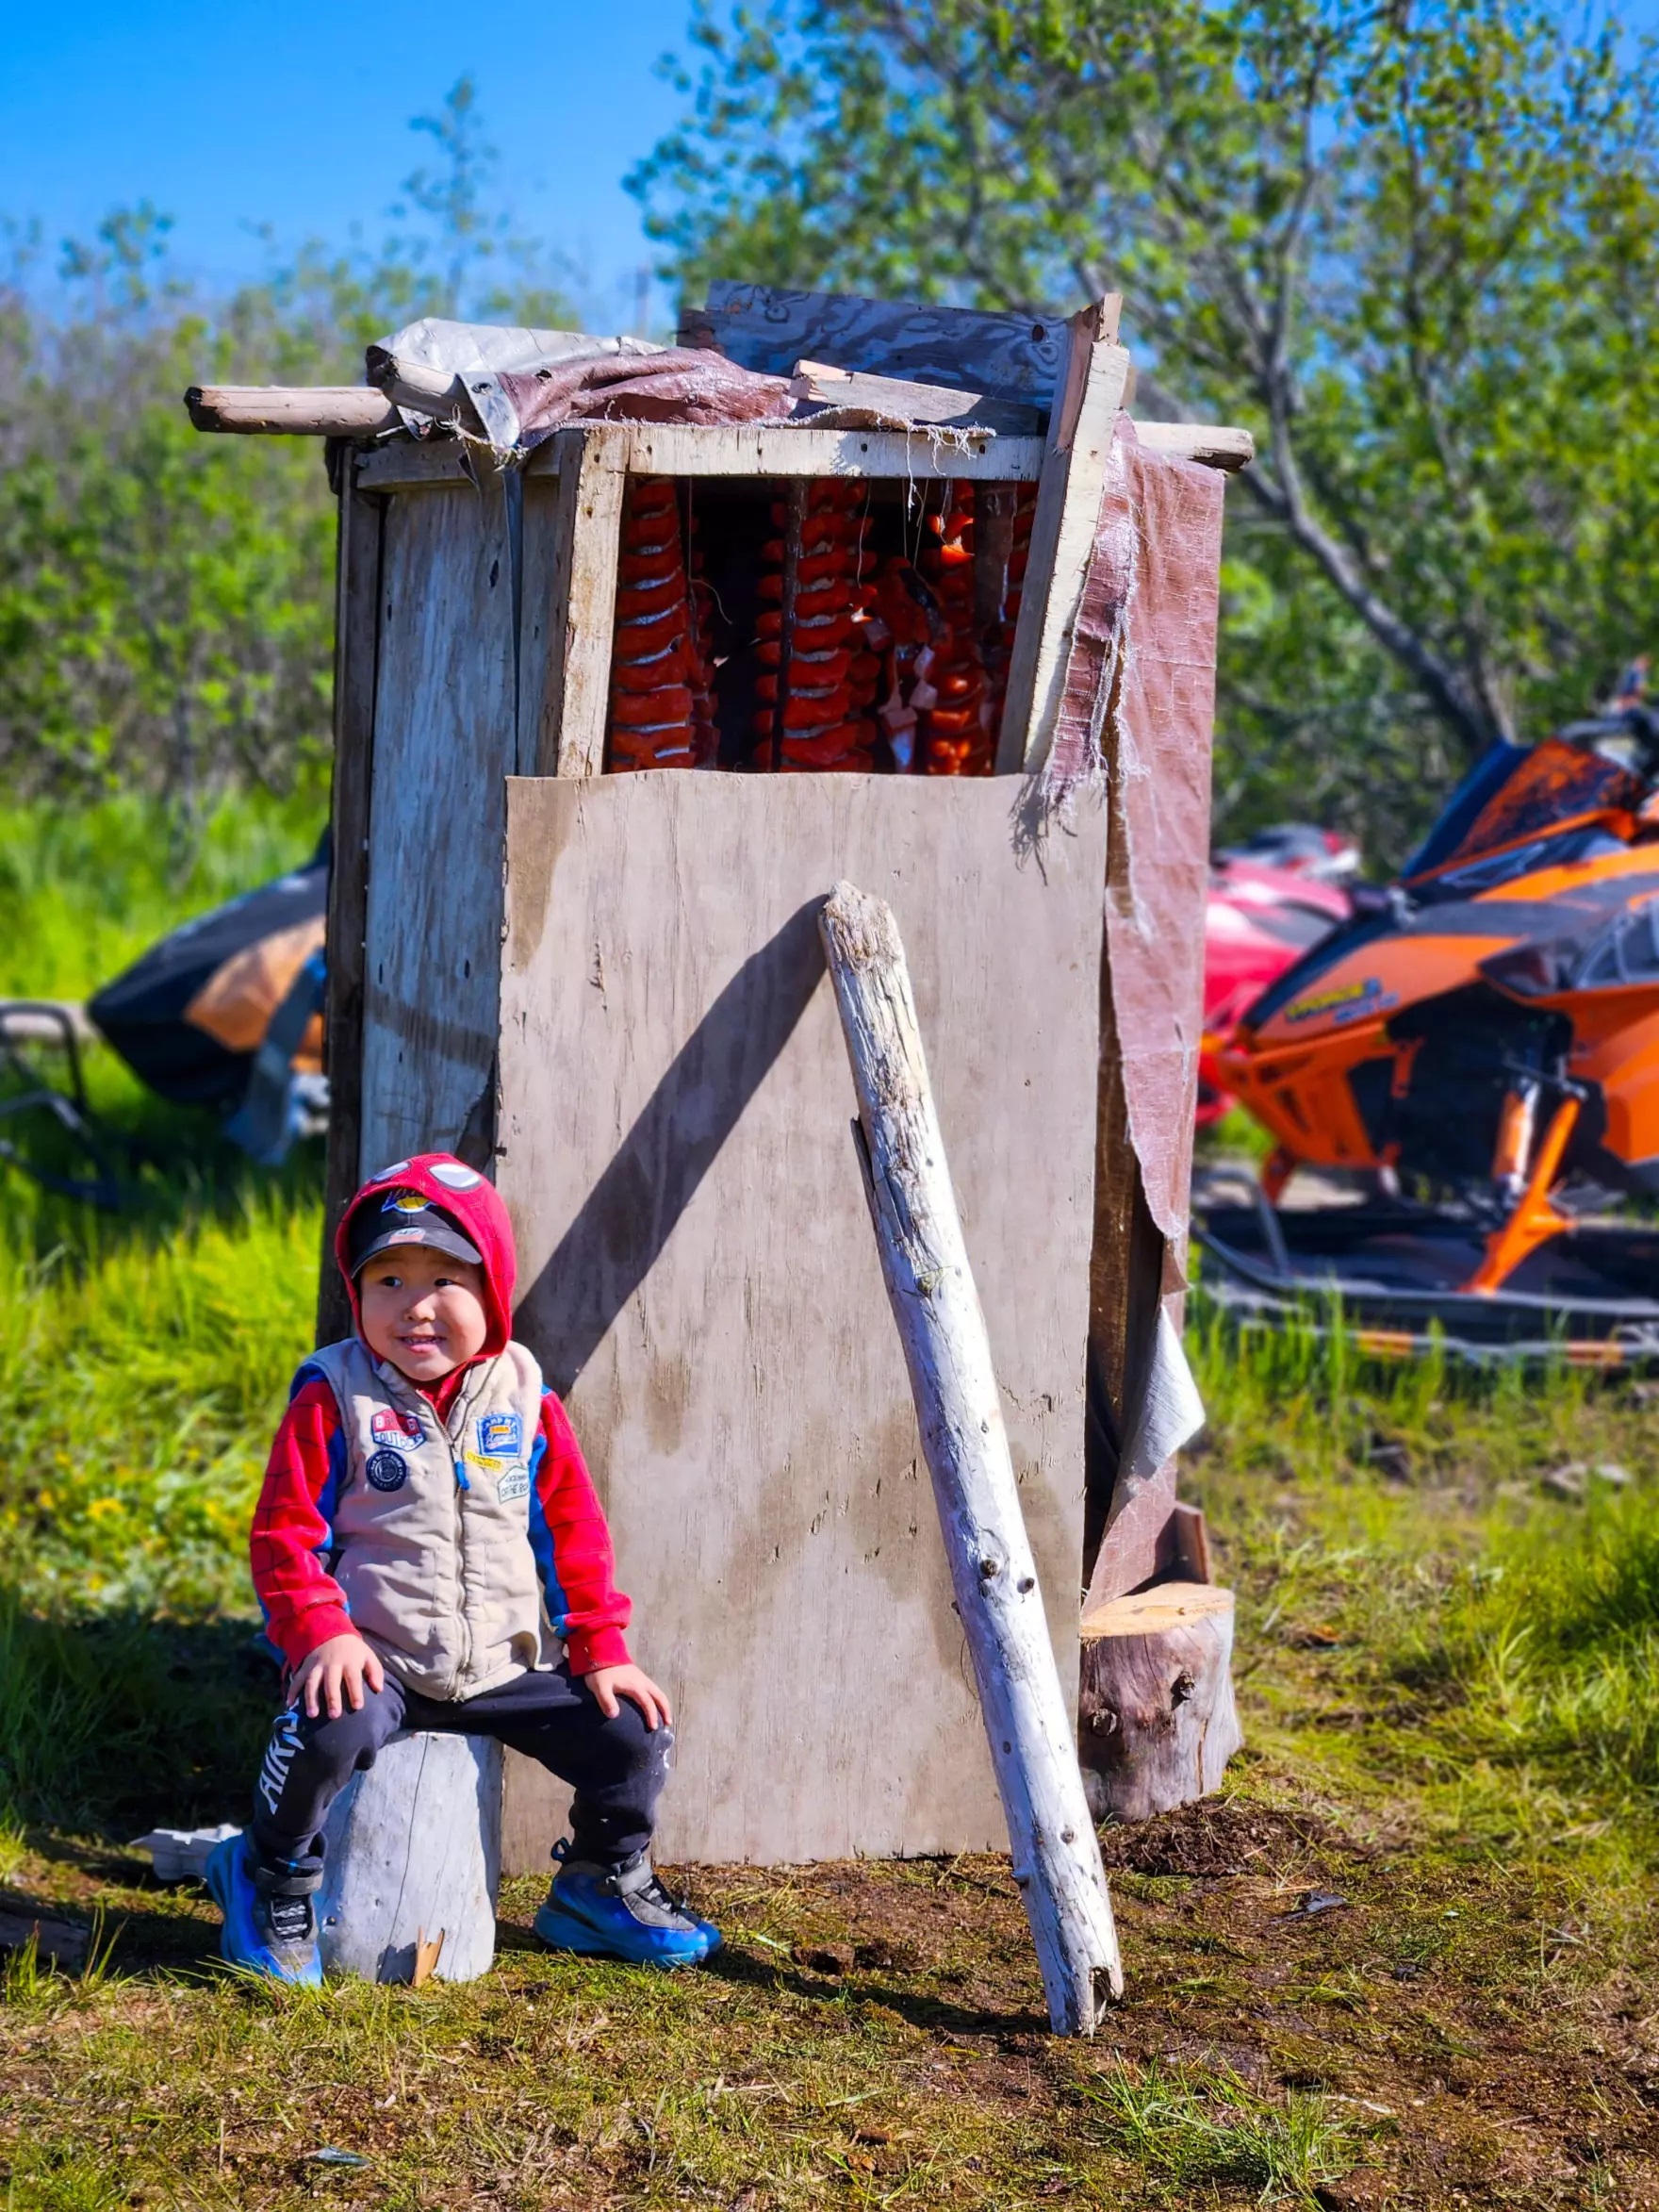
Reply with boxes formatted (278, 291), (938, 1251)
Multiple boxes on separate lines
(0, 783), (327, 1004)
(0, 1186), (320, 1616)
(1187, 1295), (1610, 1484)
(1436, 1494), (1659, 1815)
(1, 792), (322, 1836)
(0, 1588), (271, 1843)
(1086, 2060), (1356, 2206)
(1190, 1294), (1659, 1855)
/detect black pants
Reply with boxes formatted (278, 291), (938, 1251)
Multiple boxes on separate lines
(249, 1662), (670, 1881)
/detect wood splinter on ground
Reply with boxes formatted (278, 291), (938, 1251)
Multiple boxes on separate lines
(817, 877), (1123, 2035)
(1077, 1582), (1244, 1824)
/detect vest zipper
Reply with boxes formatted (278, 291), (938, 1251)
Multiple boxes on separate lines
(451, 1369), (490, 1692)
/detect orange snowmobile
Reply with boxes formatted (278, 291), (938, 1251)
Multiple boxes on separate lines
(1202, 682), (1659, 1359)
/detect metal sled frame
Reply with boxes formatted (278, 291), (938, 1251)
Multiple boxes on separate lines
(0, 1001), (123, 1209)
(1193, 1164), (1659, 1368)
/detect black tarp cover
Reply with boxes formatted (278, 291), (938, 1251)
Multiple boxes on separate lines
(90, 850), (327, 1111)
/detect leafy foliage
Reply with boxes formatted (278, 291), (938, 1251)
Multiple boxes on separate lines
(632, 0), (1659, 862)
(0, 80), (575, 830)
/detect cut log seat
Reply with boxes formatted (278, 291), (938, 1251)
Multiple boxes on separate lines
(318, 1731), (502, 1984)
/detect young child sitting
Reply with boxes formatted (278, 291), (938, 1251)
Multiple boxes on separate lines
(206, 1150), (719, 1984)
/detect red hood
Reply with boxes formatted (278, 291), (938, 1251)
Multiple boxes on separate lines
(335, 1154), (517, 1359)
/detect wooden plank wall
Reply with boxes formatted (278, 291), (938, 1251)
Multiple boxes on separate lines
(494, 774), (1106, 1868)
(356, 470), (524, 1179)
(317, 461), (384, 1345)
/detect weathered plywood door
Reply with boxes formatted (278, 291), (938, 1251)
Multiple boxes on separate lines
(496, 775), (1107, 1866)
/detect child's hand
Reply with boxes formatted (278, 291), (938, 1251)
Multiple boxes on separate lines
(290, 1633), (385, 1720)
(583, 1663), (672, 1730)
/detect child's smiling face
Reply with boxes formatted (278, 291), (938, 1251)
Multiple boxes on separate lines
(357, 1243), (489, 1383)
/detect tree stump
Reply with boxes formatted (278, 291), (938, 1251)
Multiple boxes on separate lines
(318, 1731), (501, 1984)
(1076, 1583), (1242, 1824)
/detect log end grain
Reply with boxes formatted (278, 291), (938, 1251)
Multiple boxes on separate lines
(1077, 1581), (1243, 1824)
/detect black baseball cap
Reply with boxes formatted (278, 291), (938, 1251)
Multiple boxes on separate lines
(348, 1188), (483, 1277)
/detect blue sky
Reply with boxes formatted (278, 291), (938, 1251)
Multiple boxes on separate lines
(2, 0), (699, 325)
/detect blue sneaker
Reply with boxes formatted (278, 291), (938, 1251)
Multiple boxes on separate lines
(534, 1847), (721, 1968)
(204, 1834), (322, 1986)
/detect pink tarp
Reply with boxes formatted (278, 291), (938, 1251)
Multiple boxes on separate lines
(1052, 419), (1225, 1608)
(500, 349), (792, 446)
(1051, 417), (1224, 1269)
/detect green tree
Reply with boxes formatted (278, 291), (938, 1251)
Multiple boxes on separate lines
(632, 0), (1659, 859)
(0, 81), (577, 835)
(391, 75), (580, 327)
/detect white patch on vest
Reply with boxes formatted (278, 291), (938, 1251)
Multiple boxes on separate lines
(497, 1464), (530, 1503)
(431, 1162), (482, 1191)
(370, 1407), (424, 1452)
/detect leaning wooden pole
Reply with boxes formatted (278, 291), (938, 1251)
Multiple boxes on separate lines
(818, 880), (1123, 2032)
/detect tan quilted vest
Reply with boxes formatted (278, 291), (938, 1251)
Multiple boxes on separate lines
(304, 1337), (550, 1701)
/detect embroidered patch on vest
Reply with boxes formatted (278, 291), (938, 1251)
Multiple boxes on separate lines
(476, 1411), (522, 1458)
(497, 1465), (530, 1504)
(370, 1407), (423, 1452)
(366, 1449), (410, 1492)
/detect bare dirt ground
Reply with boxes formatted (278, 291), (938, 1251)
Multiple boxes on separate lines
(4, 1775), (1654, 2209)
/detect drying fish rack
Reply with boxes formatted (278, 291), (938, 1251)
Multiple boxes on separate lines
(189, 283), (1249, 1865)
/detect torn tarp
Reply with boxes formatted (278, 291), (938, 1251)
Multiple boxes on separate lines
(1050, 416), (1224, 1264)
(369, 318), (665, 449)
(370, 318), (791, 453)
(1057, 418), (1225, 1609)
(368, 316), (996, 454)
(494, 348), (791, 446)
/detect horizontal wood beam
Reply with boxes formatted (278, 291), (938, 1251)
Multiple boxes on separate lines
(185, 385), (400, 436)
(1133, 420), (1255, 472)
(189, 378), (1250, 475)
(365, 354), (485, 432)
(616, 422), (1044, 481)
(355, 440), (481, 492)
(357, 422), (1048, 492)
(791, 359), (1043, 437)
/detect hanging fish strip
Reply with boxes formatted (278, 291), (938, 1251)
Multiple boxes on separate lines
(605, 477), (715, 772)
(917, 481), (992, 777)
(753, 481), (882, 771)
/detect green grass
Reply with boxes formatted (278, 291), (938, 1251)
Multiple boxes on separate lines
(6, 792), (1659, 2206)
(0, 794), (327, 1624)
(1187, 1298), (1659, 1864)
(1086, 2058), (1357, 2204)
(0, 783), (327, 1006)
(0, 792), (323, 1855)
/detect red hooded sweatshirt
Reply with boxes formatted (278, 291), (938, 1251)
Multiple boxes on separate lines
(249, 1153), (632, 1679)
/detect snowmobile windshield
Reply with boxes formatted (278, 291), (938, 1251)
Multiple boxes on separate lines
(1411, 824), (1630, 904)
(1404, 738), (1642, 887)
